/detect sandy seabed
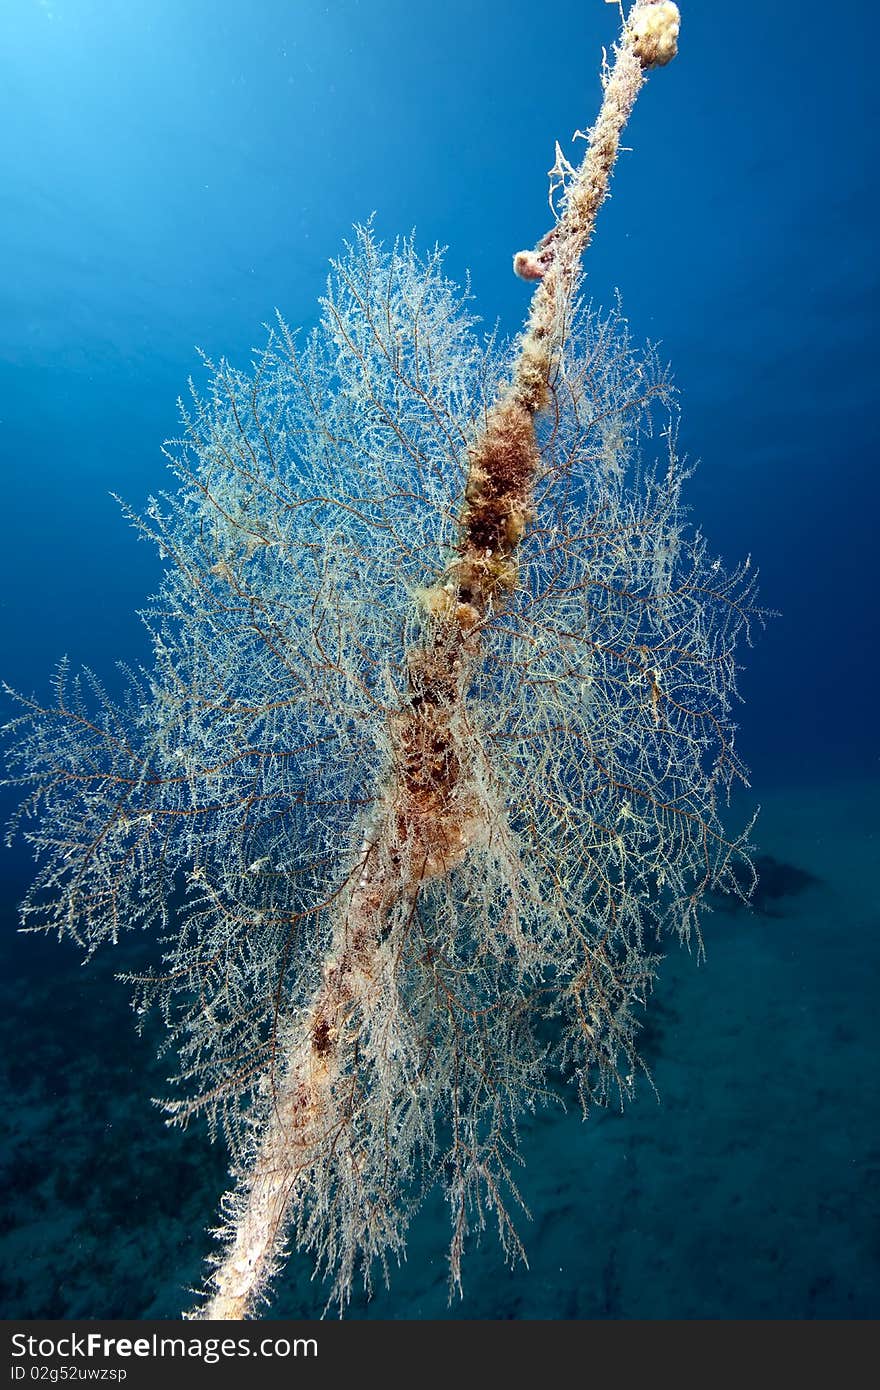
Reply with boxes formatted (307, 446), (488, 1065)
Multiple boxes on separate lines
(1, 778), (877, 1320)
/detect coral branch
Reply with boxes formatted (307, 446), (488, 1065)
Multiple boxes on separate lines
(5, 2), (762, 1326)
(198, 0), (681, 1320)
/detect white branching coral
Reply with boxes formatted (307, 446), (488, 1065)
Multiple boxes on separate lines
(2, 2), (763, 1321)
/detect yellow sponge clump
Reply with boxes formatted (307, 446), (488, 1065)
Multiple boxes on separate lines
(630, 0), (680, 69)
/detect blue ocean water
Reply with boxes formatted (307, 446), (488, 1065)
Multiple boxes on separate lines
(1, 0), (877, 1319)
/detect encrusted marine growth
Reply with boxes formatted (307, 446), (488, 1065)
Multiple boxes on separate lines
(3, 2), (762, 1324)
(200, 0), (685, 1318)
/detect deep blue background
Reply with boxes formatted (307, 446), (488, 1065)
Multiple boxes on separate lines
(3, 0), (877, 785)
(1, 0), (877, 1321)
